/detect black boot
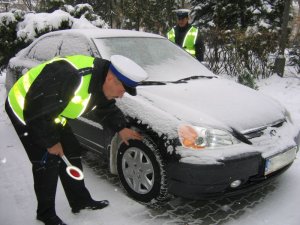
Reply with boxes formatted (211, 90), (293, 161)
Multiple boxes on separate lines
(36, 214), (67, 225)
(71, 200), (109, 214)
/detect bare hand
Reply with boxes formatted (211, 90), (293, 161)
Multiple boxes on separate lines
(118, 128), (142, 145)
(47, 142), (64, 157)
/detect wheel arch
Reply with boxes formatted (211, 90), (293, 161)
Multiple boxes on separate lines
(108, 121), (169, 175)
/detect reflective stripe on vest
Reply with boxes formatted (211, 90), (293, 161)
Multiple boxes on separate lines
(8, 55), (94, 125)
(167, 28), (175, 43)
(54, 73), (92, 125)
(183, 26), (198, 56)
(167, 26), (198, 56)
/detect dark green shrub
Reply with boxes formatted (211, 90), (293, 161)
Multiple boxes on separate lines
(237, 70), (258, 90)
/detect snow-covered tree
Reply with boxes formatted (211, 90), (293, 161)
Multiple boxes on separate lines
(191, 0), (285, 31)
(117, 0), (179, 34)
(63, 0), (179, 34)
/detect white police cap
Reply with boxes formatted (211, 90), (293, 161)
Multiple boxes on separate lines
(173, 9), (190, 18)
(109, 55), (148, 96)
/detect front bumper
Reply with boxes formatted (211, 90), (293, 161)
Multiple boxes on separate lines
(166, 147), (297, 199)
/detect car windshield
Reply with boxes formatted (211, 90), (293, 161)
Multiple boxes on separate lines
(93, 37), (215, 82)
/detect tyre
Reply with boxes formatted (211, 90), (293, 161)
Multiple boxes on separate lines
(117, 139), (169, 203)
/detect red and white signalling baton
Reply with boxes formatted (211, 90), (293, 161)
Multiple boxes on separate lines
(61, 155), (84, 181)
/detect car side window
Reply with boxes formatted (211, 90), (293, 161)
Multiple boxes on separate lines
(27, 36), (62, 61)
(59, 36), (93, 57)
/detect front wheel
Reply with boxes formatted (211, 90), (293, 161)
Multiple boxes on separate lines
(117, 139), (169, 203)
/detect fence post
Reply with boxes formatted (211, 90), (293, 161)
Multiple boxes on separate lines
(274, 0), (292, 77)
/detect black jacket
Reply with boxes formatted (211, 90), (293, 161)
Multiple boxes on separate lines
(23, 58), (126, 149)
(173, 24), (205, 62)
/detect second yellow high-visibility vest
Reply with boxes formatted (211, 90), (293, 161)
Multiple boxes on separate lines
(167, 26), (198, 56)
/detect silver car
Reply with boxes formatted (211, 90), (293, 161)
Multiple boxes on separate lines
(5, 28), (299, 203)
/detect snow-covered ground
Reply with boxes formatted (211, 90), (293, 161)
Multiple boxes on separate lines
(1, 68), (300, 225)
(226, 68), (300, 225)
(0, 71), (157, 225)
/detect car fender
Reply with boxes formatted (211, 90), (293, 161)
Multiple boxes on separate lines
(108, 125), (167, 175)
(109, 132), (122, 175)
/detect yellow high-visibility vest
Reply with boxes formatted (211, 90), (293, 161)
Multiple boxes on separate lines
(167, 26), (198, 56)
(8, 55), (94, 126)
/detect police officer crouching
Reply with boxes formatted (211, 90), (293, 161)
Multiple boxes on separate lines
(167, 9), (205, 62)
(5, 55), (148, 225)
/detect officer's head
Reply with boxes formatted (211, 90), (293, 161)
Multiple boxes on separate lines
(103, 55), (148, 99)
(175, 9), (190, 28)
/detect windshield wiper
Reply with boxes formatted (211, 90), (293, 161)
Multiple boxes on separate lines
(139, 81), (166, 86)
(172, 75), (215, 83)
(140, 75), (216, 86)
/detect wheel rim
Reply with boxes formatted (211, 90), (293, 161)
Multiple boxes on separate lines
(122, 147), (155, 194)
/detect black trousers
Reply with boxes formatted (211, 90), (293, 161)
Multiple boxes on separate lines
(5, 100), (93, 219)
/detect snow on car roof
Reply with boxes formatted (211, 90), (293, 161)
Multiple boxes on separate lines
(41, 28), (164, 39)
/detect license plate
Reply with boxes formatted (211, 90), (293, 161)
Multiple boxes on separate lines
(264, 146), (297, 176)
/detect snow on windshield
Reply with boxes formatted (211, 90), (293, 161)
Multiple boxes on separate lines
(94, 37), (215, 81)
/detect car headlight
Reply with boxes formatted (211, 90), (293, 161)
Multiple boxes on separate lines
(178, 124), (240, 150)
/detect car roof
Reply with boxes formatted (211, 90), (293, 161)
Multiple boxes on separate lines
(41, 28), (165, 39)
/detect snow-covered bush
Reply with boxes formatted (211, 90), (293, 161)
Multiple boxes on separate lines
(0, 5), (108, 70)
(17, 10), (73, 43)
(73, 4), (93, 18)
(204, 28), (276, 83)
(0, 10), (26, 70)
(237, 70), (258, 90)
(288, 46), (300, 73)
(67, 4), (108, 28)
(191, 0), (292, 85)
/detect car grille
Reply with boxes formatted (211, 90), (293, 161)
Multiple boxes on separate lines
(242, 119), (286, 140)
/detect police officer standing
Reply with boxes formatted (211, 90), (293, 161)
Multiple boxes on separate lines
(167, 9), (205, 62)
(5, 55), (148, 225)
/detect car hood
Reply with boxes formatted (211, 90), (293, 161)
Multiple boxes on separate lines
(133, 77), (286, 132)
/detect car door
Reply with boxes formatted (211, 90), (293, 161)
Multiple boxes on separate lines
(58, 34), (110, 156)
